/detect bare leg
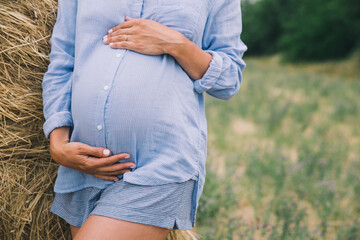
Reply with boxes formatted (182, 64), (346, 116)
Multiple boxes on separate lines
(70, 224), (80, 239)
(74, 215), (172, 240)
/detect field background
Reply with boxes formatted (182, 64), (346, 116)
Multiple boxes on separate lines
(194, 54), (360, 239)
(1, 0), (360, 239)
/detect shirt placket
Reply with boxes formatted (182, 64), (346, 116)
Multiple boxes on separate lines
(94, 0), (145, 148)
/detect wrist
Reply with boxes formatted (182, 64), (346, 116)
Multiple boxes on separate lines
(164, 33), (192, 57)
(49, 127), (71, 158)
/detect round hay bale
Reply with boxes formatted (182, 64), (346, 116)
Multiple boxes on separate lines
(0, 0), (201, 239)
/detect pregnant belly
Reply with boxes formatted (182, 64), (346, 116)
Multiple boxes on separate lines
(71, 50), (200, 167)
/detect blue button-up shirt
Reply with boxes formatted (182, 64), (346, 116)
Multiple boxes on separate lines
(42, 0), (247, 225)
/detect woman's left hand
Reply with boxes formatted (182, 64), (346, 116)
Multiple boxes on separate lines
(103, 16), (187, 56)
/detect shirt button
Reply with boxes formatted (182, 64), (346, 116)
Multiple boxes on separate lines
(97, 125), (102, 131)
(116, 53), (121, 58)
(103, 85), (109, 90)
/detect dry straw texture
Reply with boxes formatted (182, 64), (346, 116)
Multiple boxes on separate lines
(0, 0), (200, 239)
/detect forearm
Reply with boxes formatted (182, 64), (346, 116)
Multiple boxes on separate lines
(165, 35), (212, 81)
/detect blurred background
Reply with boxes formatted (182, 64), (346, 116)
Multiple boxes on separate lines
(0, 0), (359, 239)
(242, 0), (360, 61)
(195, 0), (360, 239)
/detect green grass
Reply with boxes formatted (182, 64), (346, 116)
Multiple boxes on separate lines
(194, 54), (360, 240)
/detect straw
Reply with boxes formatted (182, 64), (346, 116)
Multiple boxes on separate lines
(0, 0), (200, 239)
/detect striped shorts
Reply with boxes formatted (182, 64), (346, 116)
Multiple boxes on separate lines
(50, 178), (196, 230)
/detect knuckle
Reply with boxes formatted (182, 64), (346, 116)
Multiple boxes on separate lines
(82, 161), (93, 172)
(75, 145), (83, 153)
(78, 162), (87, 172)
(139, 19), (146, 26)
(133, 26), (141, 33)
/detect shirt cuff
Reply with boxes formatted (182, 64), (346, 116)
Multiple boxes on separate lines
(193, 50), (223, 94)
(43, 111), (73, 140)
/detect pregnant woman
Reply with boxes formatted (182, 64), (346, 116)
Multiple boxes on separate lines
(42, 0), (247, 239)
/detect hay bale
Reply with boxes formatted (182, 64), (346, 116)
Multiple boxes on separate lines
(0, 1), (200, 239)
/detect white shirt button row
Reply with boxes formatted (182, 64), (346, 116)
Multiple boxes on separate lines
(97, 125), (102, 131)
(116, 53), (121, 58)
(103, 85), (109, 90)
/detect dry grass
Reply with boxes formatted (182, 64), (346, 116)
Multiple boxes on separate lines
(0, 1), (200, 239)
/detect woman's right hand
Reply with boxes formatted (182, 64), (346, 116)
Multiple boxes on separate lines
(49, 126), (135, 181)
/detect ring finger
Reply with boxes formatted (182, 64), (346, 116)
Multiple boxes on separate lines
(103, 29), (133, 44)
(107, 34), (129, 44)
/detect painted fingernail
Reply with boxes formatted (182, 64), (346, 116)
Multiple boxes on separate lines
(109, 42), (114, 46)
(103, 35), (107, 42)
(124, 155), (130, 159)
(103, 149), (110, 156)
(108, 28), (113, 33)
(113, 178), (119, 182)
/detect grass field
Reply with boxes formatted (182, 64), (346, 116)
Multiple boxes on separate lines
(194, 54), (360, 240)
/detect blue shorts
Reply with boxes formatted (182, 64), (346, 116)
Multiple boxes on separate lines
(50, 178), (196, 230)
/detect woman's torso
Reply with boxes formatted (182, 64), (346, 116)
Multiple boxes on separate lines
(60, 0), (210, 189)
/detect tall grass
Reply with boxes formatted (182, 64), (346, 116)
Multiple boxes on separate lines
(195, 53), (360, 239)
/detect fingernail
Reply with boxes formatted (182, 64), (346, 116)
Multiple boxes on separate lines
(103, 35), (107, 42)
(124, 155), (130, 159)
(103, 149), (110, 156)
(108, 28), (113, 33)
(113, 178), (119, 182)
(109, 42), (114, 46)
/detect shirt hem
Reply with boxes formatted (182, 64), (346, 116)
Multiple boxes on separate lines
(122, 168), (199, 186)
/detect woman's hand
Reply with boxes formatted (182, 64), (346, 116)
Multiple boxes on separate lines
(103, 16), (187, 56)
(49, 127), (135, 181)
(102, 16), (213, 80)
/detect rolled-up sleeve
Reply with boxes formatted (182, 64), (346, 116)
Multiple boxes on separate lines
(194, 0), (247, 100)
(42, 0), (78, 140)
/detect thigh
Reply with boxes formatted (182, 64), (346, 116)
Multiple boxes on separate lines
(73, 214), (171, 240)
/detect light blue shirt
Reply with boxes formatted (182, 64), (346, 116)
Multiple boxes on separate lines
(42, 0), (247, 217)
